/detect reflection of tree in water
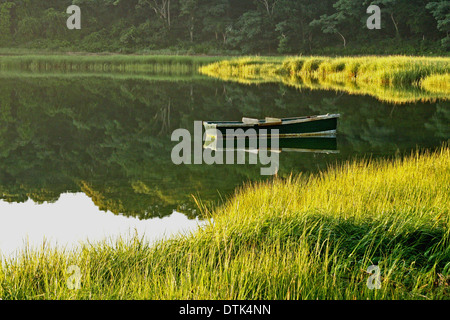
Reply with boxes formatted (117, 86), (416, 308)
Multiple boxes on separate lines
(425, 103), (450, 140)
(310, 95), (446, 154)
(0, 76), (446, 220)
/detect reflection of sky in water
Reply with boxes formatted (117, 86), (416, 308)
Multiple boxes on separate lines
(0, 193), (207, 260)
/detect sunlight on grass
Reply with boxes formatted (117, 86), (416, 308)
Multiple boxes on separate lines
(199, 56), (450, 104)
(421, 74), (450, 94)
(1, 146), (449, 300)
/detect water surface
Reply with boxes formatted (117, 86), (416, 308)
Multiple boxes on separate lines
(0, 72), (448, 257)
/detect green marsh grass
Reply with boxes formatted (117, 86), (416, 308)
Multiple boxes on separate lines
(421, 74), (450, 94)
(1, 147), (449, 300)
(200, 56), (450, 103)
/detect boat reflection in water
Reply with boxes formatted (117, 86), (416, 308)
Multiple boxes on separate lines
(204, 136), (339, 155)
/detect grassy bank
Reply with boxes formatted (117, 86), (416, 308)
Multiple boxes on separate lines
(200, 56), (450, 104)
(3, 54), (449, 103)
(0, 54), (226, 75)
(1, 146), (449, 300)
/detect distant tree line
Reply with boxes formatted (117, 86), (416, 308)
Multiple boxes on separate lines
(0, 0), (448, 54)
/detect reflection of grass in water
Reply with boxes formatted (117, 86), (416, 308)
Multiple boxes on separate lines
(0, 54), (226, 75)
(1, 146), (449, 299)
(0, 70), (209, 82)
(200, 56), (450, 104)
(292, 76), (446, 104)
(421, 74), (450, 94)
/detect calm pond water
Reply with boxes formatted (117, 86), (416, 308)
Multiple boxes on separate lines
(0, 73), (448, 258)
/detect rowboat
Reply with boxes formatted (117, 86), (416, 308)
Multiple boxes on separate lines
(203, 114), (340, 138)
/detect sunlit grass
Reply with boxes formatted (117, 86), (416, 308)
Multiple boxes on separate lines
(1, 146), (449, 300)
(421, 74), (450, 94)
(199, 56), (450, 103)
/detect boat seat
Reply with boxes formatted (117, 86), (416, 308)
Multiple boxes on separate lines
(265, 117), (282, 124)
(242, 118), (260, 125)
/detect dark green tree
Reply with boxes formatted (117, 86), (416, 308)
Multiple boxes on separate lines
(427, 0), (450, 49)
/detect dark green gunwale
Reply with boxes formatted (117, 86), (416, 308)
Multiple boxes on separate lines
(212, 117), (338, 136)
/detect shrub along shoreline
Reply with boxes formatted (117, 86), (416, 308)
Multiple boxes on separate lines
(1, 146), (449, 300)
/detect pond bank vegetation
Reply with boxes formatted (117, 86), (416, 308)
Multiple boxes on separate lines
(199, 56), (450, 104)
(1, 146), (448, 300)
